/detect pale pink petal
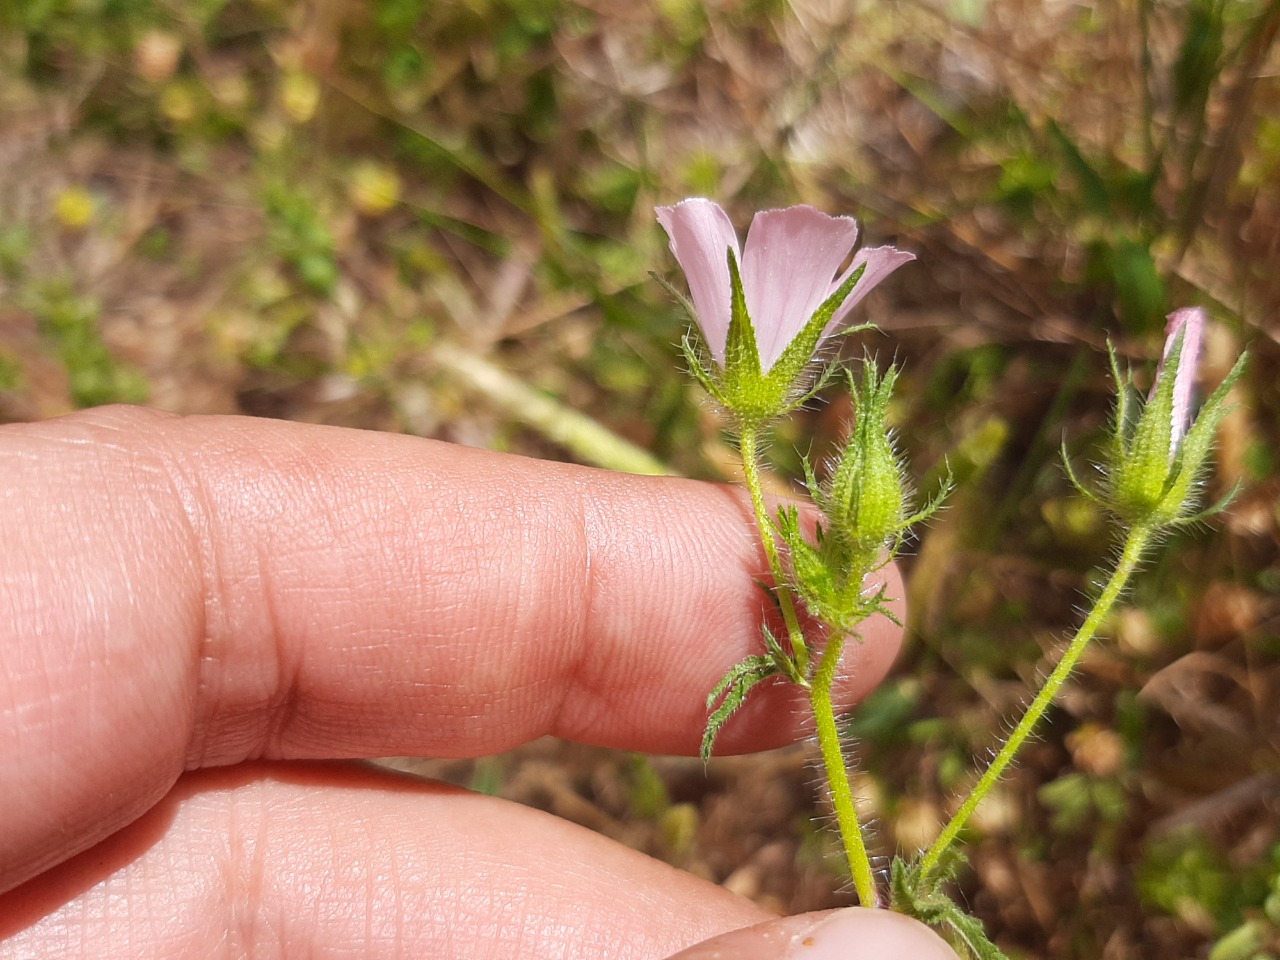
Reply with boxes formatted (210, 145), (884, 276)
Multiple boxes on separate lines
(1160, 306), (1205, 451)
(740, 206), (861, 371)
(826, 246), (918, 335)
(656, 199), (741, 363)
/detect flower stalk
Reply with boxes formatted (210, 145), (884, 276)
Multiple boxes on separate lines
(810, 629), (878, 906)
(737, 423), (809, 677)
(739, 423), (877, 901)
(917, 520), (1154, 881)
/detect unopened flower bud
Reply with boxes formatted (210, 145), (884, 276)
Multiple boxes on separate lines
(775, 361), (944, 633)
(1075, 307), (1247, 529)
(826, 362), (907, 558)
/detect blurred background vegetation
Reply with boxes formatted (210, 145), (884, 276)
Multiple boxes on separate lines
(1, 0), (1278, 956)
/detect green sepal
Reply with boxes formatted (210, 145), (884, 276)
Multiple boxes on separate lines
(712, 249), (789, 424)
(1106, 342), (1137, 474)
(1168, 478), (1242, 528)
(723, 249), (763, 382)
(680, 332), (724, 404)
(901, 465), (953, 531)
(1106, 344), (1247, 528)
(1150, 350), (1247, 524)
(662, 258), (880, 427)
(659, 268), (730, 408)
(829, 321), (877, 342)
(778, 351), (851, 417)
(701, 654), (779, 761)
(1061, 439), (1104, 505)
(1110, 332), (1182, 518)
(650, 270), (698, 326)
(890, 856), (1008, 960)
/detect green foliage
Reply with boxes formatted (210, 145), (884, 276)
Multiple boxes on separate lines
(1171, 0), (1226, 120)
(262, 179), (339, 297)
(891, 855), (1007, 960)
(960, 0), (1278, 331)
(0, 226), (32, 282)
(0, 351), (23, 391)
(989, 108), (1168, 332)
(26, 281), (148, 408)
(1140, 830), (1280, 951)
(845, 678), (923, 746)
(1037, 771), (1128, 835)
(2, 0), (231, 85)
(626, 754), (671, 820)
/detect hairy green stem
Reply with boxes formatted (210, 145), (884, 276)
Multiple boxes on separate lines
(738, 424), (809, 676)
(739, 423), (876, 900)
(918, 522), (1154, 880)
(811, 631), (879, 906)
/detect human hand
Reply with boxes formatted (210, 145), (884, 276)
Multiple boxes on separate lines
(0, 406), (954, 958)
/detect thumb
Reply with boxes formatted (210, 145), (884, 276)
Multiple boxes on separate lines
(667, 907), (960, 960)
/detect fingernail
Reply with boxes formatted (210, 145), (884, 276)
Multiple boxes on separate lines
(784, 907), (956, 958)
(667, 907), (958, 960)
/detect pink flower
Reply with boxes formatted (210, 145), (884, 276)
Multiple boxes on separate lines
(655, 198), (914, 372)
(1154, 306), (1205, 454)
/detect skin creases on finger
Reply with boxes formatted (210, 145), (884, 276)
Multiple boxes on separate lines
(0, 407), (904, 895)
(3, 406), (903, 765)
(0, 762), (774, 960)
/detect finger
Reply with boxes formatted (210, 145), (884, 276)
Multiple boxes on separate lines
(0, 407), (903, 890)
(0, 762), (775, 960)
(666, 908), (959, 959)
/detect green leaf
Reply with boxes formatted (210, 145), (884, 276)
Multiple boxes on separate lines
(890, 856), (1009, 960)
(1115, 327), (1181, 510)
(1108, 237), (1166, 333)
(702, 655), (778, 761)
(1172, 0), (1225, 119)
(760, 623), (803, 683)
(1047, 119), (1111, 216)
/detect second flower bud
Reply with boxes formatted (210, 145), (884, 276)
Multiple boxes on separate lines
(778, 361), (946, 634)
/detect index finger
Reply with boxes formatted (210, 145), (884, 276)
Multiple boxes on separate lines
(0, 406), (902, 891)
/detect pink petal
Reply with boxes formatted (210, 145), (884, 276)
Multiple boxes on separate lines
(1161, 306), (1205, 450)
(826, 246), (918, 335)
(656, 199), (741, 364)
(740, 206), (861, 371)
